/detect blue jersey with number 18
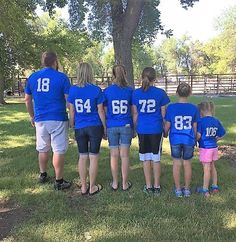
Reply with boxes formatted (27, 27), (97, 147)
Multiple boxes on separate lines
(197, 116), (225, 148)
(104, 84), (133, 128)
(132, 86), (170, 134)
(67, 84), (105, 129)
(25, 67), (71, 122)
(165, 103), (199, 146)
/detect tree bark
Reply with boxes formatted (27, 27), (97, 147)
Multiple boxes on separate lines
(0, 71), (6, 105)
(110, 0), (144, 87)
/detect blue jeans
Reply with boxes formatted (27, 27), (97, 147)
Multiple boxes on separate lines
(171, 144), (194, 160)
(107, 126), (133, 148)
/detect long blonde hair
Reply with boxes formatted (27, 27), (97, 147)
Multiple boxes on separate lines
(112, 65), (128, 87)
(141, 67), (156, 91)
(76, 62), (93, 87)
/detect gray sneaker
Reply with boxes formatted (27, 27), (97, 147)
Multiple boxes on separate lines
(143, 185), (153, 194)
(54, 180), (72, 190)
(38, 173), (49, 184)
(153, 187), (161, 196)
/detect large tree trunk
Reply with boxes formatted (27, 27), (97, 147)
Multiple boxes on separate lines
(113, 33), (134, 86)
(0, 72), (6, 105)
(111, 0), (144, 87)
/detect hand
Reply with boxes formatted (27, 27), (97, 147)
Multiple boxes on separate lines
(163, 132), (168, 138)
(69, 122), (74, 129)
(132, 130), (137, 138)
(30, 117), (35, 128)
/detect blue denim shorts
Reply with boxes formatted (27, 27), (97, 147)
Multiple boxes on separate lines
(171, 144), (194, 160)
(107, 126), (133, 148)
(75, 126), (103, 155)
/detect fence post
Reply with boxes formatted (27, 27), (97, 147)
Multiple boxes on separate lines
(204, 77), (206, 94)
(165, 76), (168, 93)
(216, 74), (219, 95)
(190, 75), (193, 89)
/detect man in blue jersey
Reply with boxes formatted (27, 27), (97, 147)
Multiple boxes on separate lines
(25, 51), (72, 190)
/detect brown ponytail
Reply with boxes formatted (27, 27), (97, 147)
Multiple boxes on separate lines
(112, 65), (128, 87)
(141, 67), (156, 91)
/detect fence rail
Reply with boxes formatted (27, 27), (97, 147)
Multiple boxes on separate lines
(11, 73), (236, 96)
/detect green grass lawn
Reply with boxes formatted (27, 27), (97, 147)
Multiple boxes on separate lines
(1, 96), (236, 241)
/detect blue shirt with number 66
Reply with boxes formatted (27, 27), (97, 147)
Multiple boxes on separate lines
(104, 84), (133, 128)
(67, 84), (105, 129)
(165, 103), (199, 146)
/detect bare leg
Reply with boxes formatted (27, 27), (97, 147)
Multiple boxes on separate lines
(52, 153), (65, 180)
(183, 160), (192, 189)
(89, 154), (99, 194)
(38, 152), (49, 173)
(211, 161), (218, 186)
(152, 162), (161, 188)
(143, 161), (152, 188)
(173, 159), (182, 190)
(110, 148), (119, 189)
(203, 163), (211, 190)
(120, 146), (130, 190)
(78, 154), (89, 193)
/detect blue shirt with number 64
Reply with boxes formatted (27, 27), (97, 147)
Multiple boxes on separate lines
(67, 84), (105, 129)
(165, 103), (199, 146)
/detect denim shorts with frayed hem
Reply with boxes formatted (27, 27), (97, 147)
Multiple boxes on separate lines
(171, 144), (194, 160)
(107, 126), (133, 148)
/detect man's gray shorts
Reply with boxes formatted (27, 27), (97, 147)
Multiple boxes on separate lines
(35, 121), (69, 154)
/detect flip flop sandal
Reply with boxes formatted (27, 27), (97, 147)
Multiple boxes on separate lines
(89, 184), (103, 196)
(81, 186), (90, 196)
(110, 181), (119, 191)
(122, 181), (132, 191)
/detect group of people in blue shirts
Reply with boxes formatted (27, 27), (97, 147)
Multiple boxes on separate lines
(25, 51), (226, 197)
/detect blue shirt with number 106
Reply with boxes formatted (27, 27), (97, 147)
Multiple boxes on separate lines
(197, 116), (225, 148)
(165, 103), (199, 146)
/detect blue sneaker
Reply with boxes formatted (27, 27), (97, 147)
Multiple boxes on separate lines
(175, 188), (183, 198)
(182, 188), (191, 197)
(196, 187), (210, 197)
(210, 185), (219, 194)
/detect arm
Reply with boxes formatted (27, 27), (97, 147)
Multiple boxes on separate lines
(25, 94), (35, 127)
(131, 105), (138, 138)
(68, 103), (75, 128)
(197, 132), (201, 141)
(161, 105), (167, 119)
(64, 94), (70, 110)
(98, 104), (107, 139)
(193, 122), (197, 143)
(132, 105), (138, 130)
(164, 121), (171, 138)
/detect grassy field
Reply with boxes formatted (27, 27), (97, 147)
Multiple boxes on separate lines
(1, 96), (236, 242)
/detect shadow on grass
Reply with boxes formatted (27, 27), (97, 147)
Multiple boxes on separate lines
(1, 98), (236, 241)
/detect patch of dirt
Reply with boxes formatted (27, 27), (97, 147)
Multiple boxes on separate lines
(219, 144), (236, 167)
(0, 200), (30, 241)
